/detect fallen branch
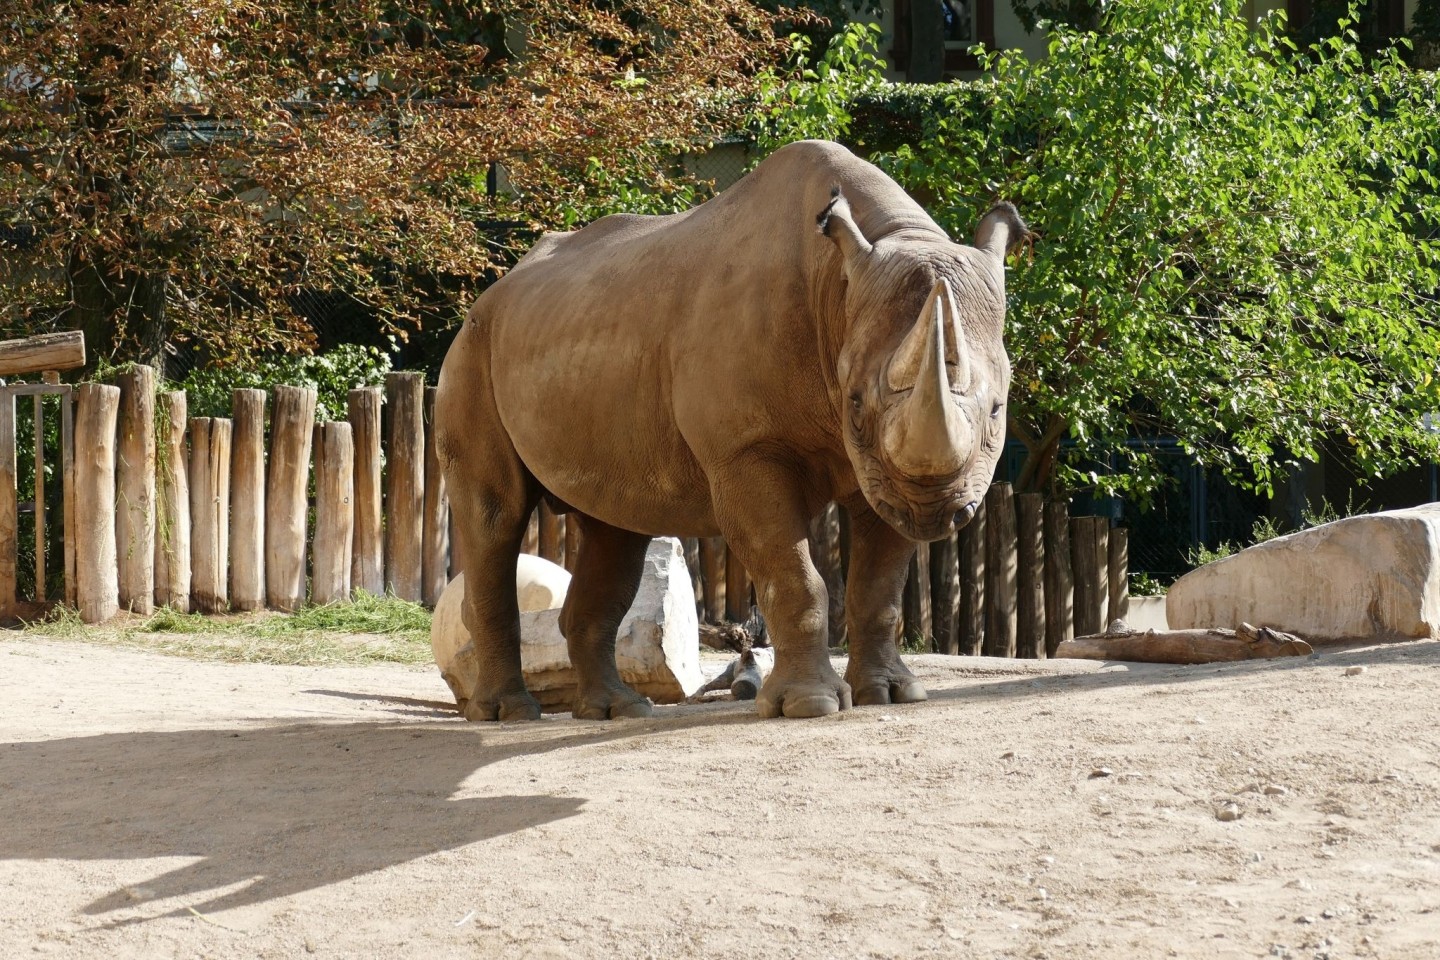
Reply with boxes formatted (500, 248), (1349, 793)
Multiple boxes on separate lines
(1055, 620), (1312, 664)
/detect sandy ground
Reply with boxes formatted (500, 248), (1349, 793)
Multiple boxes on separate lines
(2, 636), (1438, 960)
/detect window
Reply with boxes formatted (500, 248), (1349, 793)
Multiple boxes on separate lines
(891, 0), (996, 77)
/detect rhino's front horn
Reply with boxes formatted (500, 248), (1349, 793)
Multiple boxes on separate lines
(883, 283), (970, 478)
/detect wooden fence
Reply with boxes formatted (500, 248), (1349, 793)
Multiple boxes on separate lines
(0, 362), (1128, 657)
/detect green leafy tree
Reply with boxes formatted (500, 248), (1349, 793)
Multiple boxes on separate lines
(764, 6), (1440, 500)
(1, 1), (782, 370)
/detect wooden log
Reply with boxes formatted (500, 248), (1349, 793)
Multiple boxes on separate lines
(265, 385), (316, 612)
(32, 395), (45, 603)
(537, 502), (563, 565)
(1056, 622), (1312, 664)
(62, 387), (76, 607)
(1070, 517), (1104, 638)
(1108, 526), (1129, 624)
(153, 391), (191, 611)
(312, 421), (355, 605)
(521, 508), (538, 555)
(682, 537), (702, 617)
(958, 495), (987, 656)
(384, 372), (424, 601)
(564, 516), (581, 574)
(1043, 500), (1073, 657)
(1091, 517), (1110, 628)
(188, 417), (232, 614)
(115, 365), (156, 614)
(74, 383), (119, 623)
(228, 389), (266, 612)
(902, 545), (930, 648)
(0, 389), (14, 615)
(724, 544), (752, 622)
(347, 386), (384, 596)
(0, 331), (86, 378)
(1015, 493), (1046, 659)
(421, 386), (449, 606)
(807, 503), (845, 646)
(982, 482), (1017, 657)
(698, 535), (726, 623)
(930, 532), (959, 655)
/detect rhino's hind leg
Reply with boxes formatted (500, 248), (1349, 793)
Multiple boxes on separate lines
(559, 517), (654, 721)
(840, 499), (928, 706)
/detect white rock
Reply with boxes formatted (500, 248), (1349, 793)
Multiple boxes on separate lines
(1166, 504), (1440, 642)
(515, 554), (570, 612)
(431, 537), (703, 712)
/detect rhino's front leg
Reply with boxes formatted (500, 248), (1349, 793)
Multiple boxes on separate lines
(713, 465), (852, 719)
(841, 498), (928, 706)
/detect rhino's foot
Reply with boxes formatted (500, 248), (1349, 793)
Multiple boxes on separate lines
(756, 670), (852, 719)
(845, 661), (928, 707)
(573, 685), (653, 721)
(463, 690), (544, 722)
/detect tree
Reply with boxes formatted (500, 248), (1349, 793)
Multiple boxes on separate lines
(1, 1), (782, 370)
(761, 7), (1440, 501)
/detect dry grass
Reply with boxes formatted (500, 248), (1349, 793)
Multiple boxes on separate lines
(21, 591), (433, 667)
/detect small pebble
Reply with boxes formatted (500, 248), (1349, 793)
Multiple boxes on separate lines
(1297, 915), (1316, 925)
(1089, 767), (1113, 779)
(1035, 887), (1049, 901)
(1217, 802), (1243, 822)
(878, 715), (897, 722)
(1000, 750), (1016, 759)
(1038, 855), (1055, 865)
(1344, 665), (1367, 677)
(1264, 784), (1290, 797)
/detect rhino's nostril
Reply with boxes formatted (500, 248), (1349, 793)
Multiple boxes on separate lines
(954, 501), (979, 527)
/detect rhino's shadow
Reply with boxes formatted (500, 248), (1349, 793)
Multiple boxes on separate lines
(0, 722), (603, 917)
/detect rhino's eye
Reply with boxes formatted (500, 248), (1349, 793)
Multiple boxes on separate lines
(990, 400), (1003, 419)
(850, 392), (864, 412)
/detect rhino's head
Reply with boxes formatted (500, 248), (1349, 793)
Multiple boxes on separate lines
(821, 192), (1026, 542)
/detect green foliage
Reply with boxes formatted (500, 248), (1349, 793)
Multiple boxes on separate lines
(1128, 571), (1168, 597)
(751, 21), (892, 152)
(1009, 0), (1102, 33)
(1183, 494), (1370, 568)
(869, 0), (1440, 500)
(176, 342), (392, 422)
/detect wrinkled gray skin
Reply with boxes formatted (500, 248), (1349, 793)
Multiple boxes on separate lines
(436, 139), (1026, 720)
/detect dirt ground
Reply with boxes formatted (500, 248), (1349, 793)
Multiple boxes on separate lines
(2, 635), (1438, 960)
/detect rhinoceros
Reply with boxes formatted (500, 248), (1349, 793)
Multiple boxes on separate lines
(435, 139), (1027, 720)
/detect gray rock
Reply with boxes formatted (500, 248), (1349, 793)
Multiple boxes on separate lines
(1167, 504), (1440, 642)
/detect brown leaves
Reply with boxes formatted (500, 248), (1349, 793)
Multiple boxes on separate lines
(1, 0), (781, 360)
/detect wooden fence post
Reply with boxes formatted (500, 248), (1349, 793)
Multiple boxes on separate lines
(1092, 517), (1110, 630)
(930, 532), (959, 655)
(699, 536), (726, 622)
(1043, 500), (1073, 657)
(313, 421), (355, 605)
(1071, 516), (1110, 636)
(384, 372), (424, 600)
(421, 386), (449, 606)
(154, 391), (190, 611)
(188, 417), (232, 613)
(115, 365), (156, 614)
(521, 508), (539, 555)
(0, 389), (14, 616)
(1015, 493), (1046, 659)
(682, 537), (702, 618)
(982, 482), (1017, 658)
(229, 388), (266, 611)
(564, 518), (581, 574)
(537, 503), (563, 566)
(725, 544), (752, 622)
(903, 546), (931, 648)
(75, 384), (119, 623)
(347, 386), (384, 596)
(958, 495), (987, 656)
(266, 385), (316, 612)
(1108, 526), (1129, 624)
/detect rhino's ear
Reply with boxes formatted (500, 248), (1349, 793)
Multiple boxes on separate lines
(973, 201), (1031, 263)
(817, 187), (872, 271)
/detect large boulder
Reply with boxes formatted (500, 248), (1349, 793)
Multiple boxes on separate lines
(515, 554), (570, 612)
(431, 537), (704, 712)
(1166, 504), (1440, 642)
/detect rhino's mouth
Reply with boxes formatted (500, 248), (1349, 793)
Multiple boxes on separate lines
(869, 481), (976, 543)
